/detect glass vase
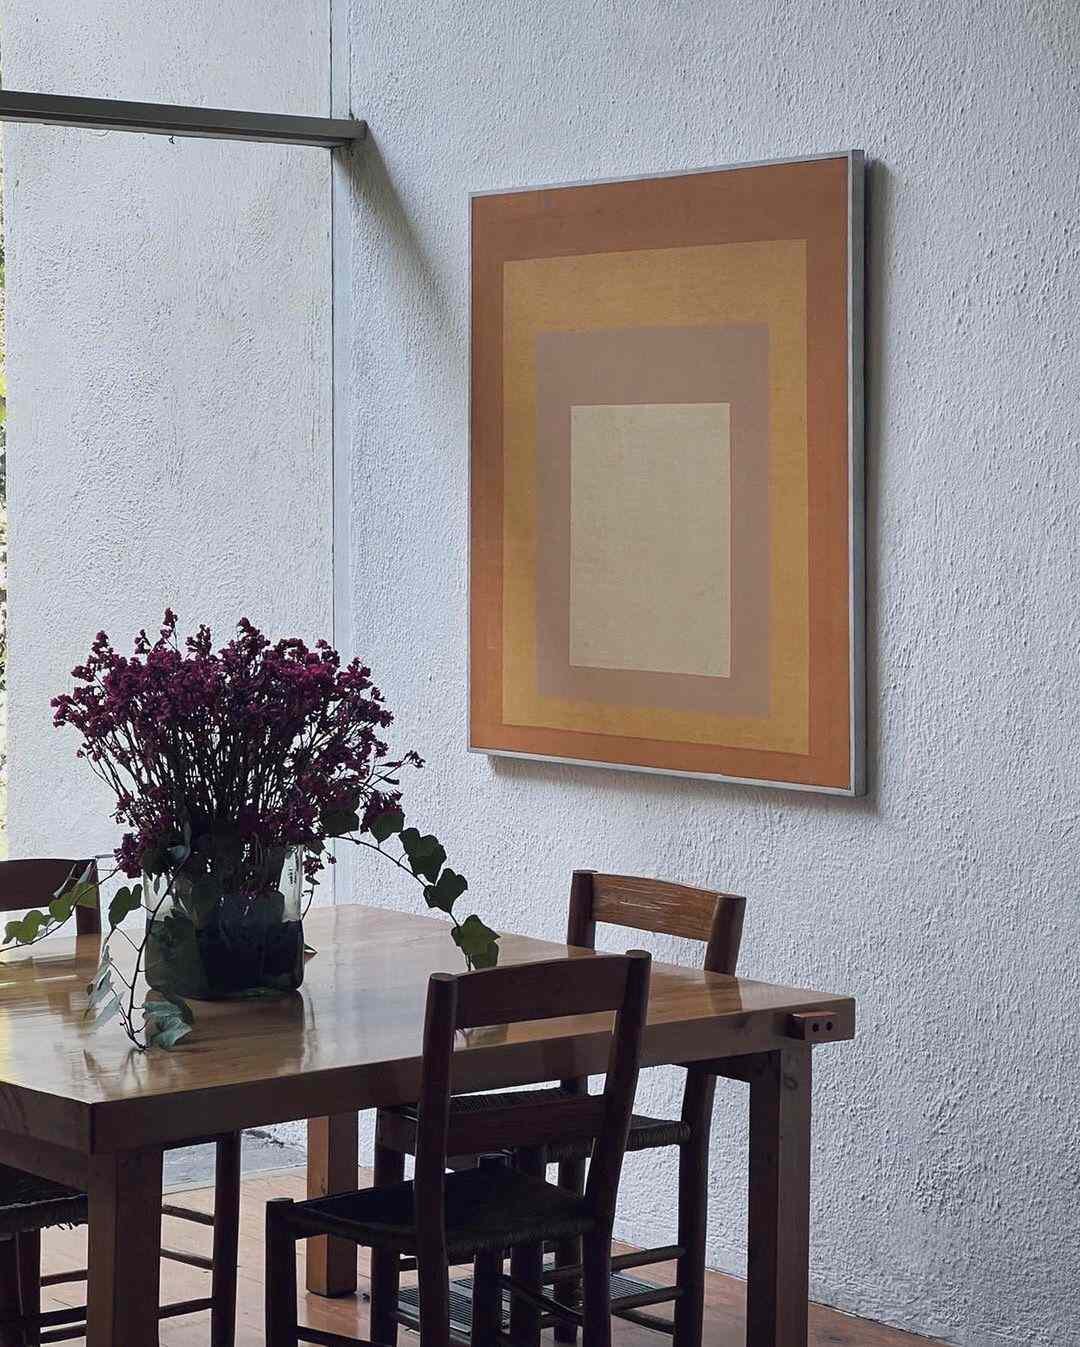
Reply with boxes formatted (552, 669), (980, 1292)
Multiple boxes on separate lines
(144, 847), (305, 1000)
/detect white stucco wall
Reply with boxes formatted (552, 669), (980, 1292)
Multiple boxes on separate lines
(336, 4), (1080, 1347)
(2, 2), (333, 857)
(4, 4), (1079, 1347)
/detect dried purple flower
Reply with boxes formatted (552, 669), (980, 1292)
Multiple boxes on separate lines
(52, 614), (418, 884)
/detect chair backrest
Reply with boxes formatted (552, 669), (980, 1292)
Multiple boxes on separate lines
(0, 859), (101, 935)
(412, 950), (652, 1256)
(567, 870), (746, 974)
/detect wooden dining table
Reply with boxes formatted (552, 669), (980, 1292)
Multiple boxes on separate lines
(0, 902), (854, 1346)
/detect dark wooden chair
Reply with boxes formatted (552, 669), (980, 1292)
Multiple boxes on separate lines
(371, 870), (746, 1347)
(265, 950), (652, 1347)
(0, 858), (242, 1347)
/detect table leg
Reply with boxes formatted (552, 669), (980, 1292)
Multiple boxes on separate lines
(746, 1046), (812, 1347)
(85, 1148), (164, 1347)
(306, 1113), (359, 1296)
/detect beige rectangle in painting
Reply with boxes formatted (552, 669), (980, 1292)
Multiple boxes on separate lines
(569, 402), (732, 679)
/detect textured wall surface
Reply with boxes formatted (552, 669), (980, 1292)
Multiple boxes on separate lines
(3, 2), (333, 857)
(336, 3), (1080, 1345)
(4, 3), (1080, 1346)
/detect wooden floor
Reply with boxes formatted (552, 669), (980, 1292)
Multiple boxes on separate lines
(37, 1166), (941, 1347)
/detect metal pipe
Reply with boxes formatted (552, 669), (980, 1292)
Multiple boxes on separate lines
(0, 89), (366, 147)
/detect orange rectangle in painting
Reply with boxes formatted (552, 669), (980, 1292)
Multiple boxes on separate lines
(470, 153), (865, 795)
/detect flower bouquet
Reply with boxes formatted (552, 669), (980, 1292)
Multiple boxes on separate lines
(3, 612), (498, 1049)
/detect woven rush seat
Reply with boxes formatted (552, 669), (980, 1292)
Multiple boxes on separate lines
(549, 1112), (690, 1161)
(386, 1087), (691, 1160)
(287, 1163), (597, 1260)
(0, 1165), (87, 1236)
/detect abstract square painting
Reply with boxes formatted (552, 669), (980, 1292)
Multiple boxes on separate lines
(470, 152), (865, 794)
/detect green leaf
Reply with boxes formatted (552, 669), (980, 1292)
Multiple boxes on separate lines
(452, 915), (500, 970)
(423, 868), (468, 914)
(322, 809), (361, 838)
(19, 910), (46, 941)
(70, 880), (100, 910)
(3, 911), (48, 945)
(147, 1017), (193, 1050)
(48, 897), (75, 924)
(398, 826), (422, 854)
(144, 994), (195, 1050)
(86, 949), (113, 1001)
(54, 864), (98, 912)
(368, 808), (404, 843)
(400, 829), (447, 883)
(108, 886), (143, 930)
(189, 875), (223, 926)
(92, 993), (123, 1028)
(87, 968), (115, 1011)
(144, 994), (194, 1026)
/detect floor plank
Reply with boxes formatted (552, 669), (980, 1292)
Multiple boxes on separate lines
(36, 1165), (942, 1346)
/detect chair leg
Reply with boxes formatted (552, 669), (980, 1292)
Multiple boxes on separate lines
(0, 1236), (27, 1347)
(211, 1132), (242, 1347)
(265, 1200), (299, 1347)
(471, 1247), (501, 1347)
(509, 1148), (544, 1347)
(673, 1131), (709, 1347)
(15, 1232), (40, 1347)
(580, 1231), (612, 1347)
(416, 1247), (451, 1347)
(369, 1142), (406, 1347)
(553, 1156), (586, 1344)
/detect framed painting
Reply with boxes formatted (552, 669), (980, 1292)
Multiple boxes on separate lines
(469, 151), (866, 795)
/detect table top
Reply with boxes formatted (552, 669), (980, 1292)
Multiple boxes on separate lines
(0, 903), (854, 1157)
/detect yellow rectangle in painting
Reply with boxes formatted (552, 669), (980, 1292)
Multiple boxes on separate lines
(500, 238), (809, 754)
(569, 402), (732, 679)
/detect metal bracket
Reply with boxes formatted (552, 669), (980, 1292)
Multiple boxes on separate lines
(0, 89), (366, 148)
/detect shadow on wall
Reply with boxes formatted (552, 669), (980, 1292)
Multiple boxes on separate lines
(352, 133), (454, 323)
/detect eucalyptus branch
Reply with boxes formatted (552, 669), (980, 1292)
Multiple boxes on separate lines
(0, 862), (111, 954)
(335, 811), (499, 971)
(341, 834), (463, 926)
(86, 867), (192, 1052)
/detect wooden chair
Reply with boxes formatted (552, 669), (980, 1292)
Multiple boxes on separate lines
(371, 870), (746, 1347)
(264, 950), (652, 1347)
(0, 858), (242, 1347)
